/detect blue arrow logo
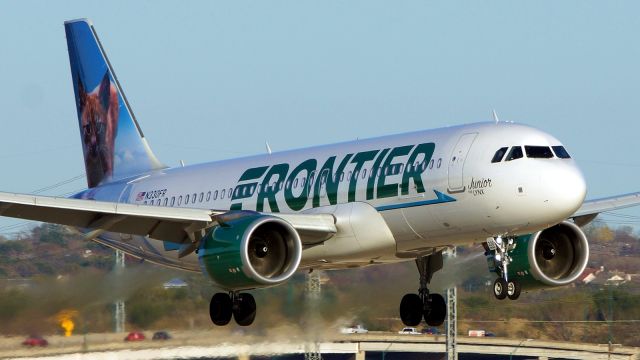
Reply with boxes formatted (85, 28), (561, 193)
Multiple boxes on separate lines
(375, 190), (456, 211)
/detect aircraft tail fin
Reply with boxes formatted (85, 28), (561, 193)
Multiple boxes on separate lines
(64, 19), (165, 188)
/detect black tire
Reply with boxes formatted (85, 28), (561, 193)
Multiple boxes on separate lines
(507, 280), (521, 300)
(210, 293), (233, 326)
(400, 293), (423, 326)
(493, 278), (508, 300)
(425, 293), (446, 326)
(233, 293), (257, 326)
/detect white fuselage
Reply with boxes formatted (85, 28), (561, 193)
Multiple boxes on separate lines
(78, 122), (587, 271)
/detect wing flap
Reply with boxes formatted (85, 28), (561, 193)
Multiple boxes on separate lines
(0, 192), (215, 242)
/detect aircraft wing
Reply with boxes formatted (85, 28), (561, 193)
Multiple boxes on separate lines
(0, 192), (336, 246)
(572, 192), (640, 226)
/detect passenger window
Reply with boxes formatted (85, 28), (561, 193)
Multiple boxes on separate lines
(294, 178), (299, 188)
(491, 147), (508, 163)
(199, 192), (204, 202)
(505, 146), (524, 161)
(399, 164), (404, 174)
(163, 198), (168, 206)
(178, 196), (182, 206)
(437, 158), (442, 168)
(192, 193), (196, 203)
(185, 194), (190, 204)
(552, 146), (571, 159)
(221, 189), (225, 199)
(228, 188), (232, 198)
(213, 190), (218, 200)
(206, 191), (211, 202)
(362, 168), (367, 179)
(429, 159), (434, 169)
(170, 196), (175, 206)
(156, 199), (161, 206)
(340, 172), (344, 182)
(525, 146), (554, 159)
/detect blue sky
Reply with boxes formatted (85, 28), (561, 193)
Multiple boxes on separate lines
(1, 1), (639, 234)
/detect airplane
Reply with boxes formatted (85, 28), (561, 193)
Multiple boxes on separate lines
(2, 18), (640, 328)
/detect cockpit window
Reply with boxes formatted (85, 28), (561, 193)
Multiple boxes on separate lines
(552, 146), (571, 159)
(505, 146), (523, 161)
(491, 147), (508, 163)
(525, 146), (554, 159)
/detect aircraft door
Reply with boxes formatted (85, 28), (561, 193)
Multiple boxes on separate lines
(447, 133), (478, 193)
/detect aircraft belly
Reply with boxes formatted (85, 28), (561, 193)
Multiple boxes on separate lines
(380, 208), (420, 240)
(301, 202), (397, 264)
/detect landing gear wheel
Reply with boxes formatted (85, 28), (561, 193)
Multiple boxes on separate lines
(400, 293), (423, 326)
(425, 293), (446, 326)
(493, 278), (508, 300)
(507, 280), (521, 300)
(210, 293), (233, 326)
(233, 293), (257, 326)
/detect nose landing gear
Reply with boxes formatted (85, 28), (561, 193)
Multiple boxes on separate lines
(488, 236), (521, 301)
(209, 291), (257, 326)
(399, 252), (447, 327)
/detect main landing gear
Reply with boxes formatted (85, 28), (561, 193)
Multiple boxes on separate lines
(489, 236), (521, 301)
(209, 292), (257, 326)
(400, 252), (447, 327)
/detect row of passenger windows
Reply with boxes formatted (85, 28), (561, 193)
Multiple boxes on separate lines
(141, 157), (445, 207)
(491, 145), (571, 163)
(143, 188), (233, 207)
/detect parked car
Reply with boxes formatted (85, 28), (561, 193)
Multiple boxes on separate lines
(421, 327), (440, 335)
(340, 325), (369, 334)
(22, 335), (48, 347)
(398, 327), (421, 335)
(152, 331), (171, 340)
(124, 331), (145, 341)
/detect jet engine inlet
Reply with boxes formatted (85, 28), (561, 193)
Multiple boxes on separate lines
(527, 220), (589, 286)
(242, 218), (301, 284)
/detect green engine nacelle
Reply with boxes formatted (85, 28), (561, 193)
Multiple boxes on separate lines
(198, 212), (302, 291)
(491, 220), (589, 290)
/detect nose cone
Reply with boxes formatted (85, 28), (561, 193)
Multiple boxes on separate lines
(546, 163), (587, 217)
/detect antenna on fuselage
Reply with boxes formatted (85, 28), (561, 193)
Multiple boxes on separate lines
(265, 141), (272, 155)
(492, 109), (500, 123)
